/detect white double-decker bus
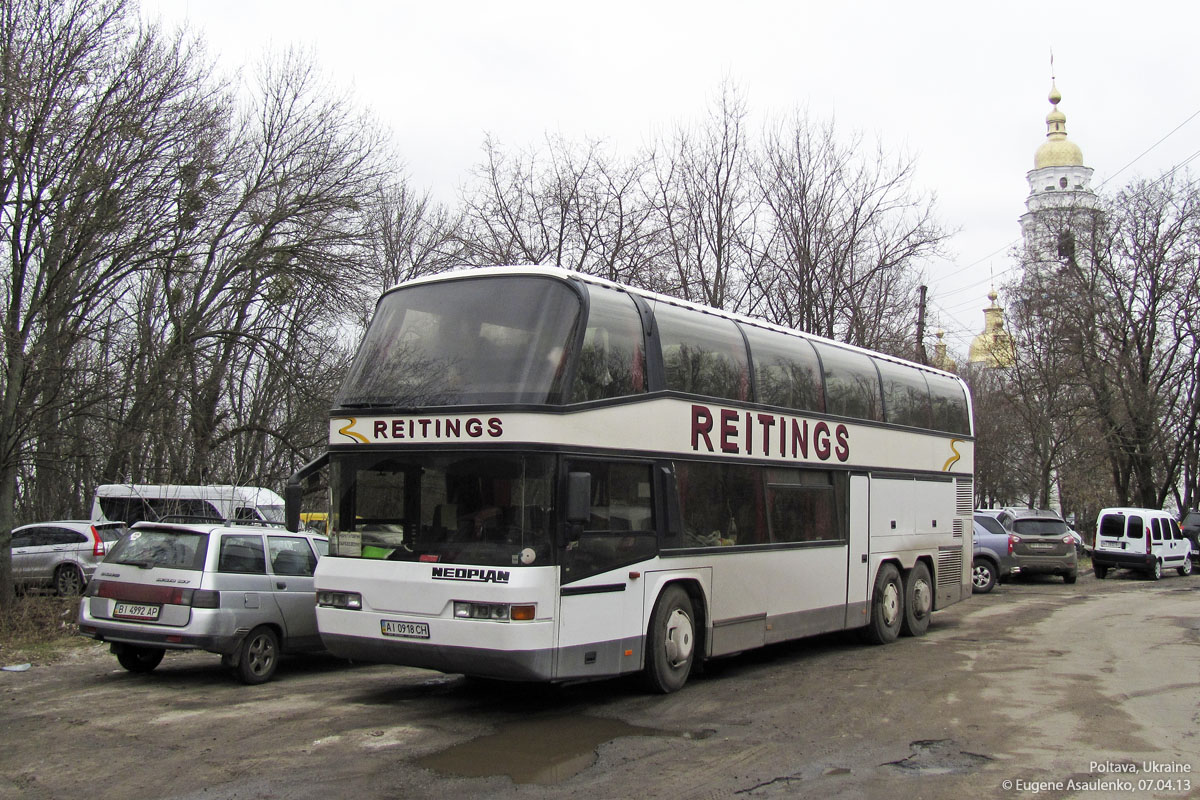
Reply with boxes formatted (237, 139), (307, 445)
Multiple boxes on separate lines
(287, 266), (973, 692)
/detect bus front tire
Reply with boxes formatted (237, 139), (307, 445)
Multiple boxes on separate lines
(642, 585), (695, 694)
(862, 564), (903, 645)
(900, 562), (932, 637)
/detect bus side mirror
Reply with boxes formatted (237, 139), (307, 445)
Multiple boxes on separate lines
(285, 452), (329, 533)
(285, 480), (302, 533)
(566, 472), (591, 538)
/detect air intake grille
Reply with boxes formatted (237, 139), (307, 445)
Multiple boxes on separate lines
(953, 519), (964, 538)
(956, 478), (974, 516)
(938, 548), (963, 588)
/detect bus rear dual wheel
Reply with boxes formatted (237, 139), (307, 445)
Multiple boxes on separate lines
(864, 562), (931, 644)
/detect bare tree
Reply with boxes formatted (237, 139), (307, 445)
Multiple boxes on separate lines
(97, 49), (390, 488)
(647, 81), (757, 309)
(1016, 175), (1200, 509)
(749, 112), (946, 352)
(0, 0), (223, 605)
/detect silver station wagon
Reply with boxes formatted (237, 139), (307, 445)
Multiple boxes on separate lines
(78, 521), (328, 684)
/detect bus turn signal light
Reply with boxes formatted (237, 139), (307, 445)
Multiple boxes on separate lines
(510, 604), (536, 621)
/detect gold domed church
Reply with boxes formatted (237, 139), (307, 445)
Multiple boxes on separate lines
(967, 289), (1015, 368)
(1019, 75), (1101, 266)
(968, 72), (1099, 369)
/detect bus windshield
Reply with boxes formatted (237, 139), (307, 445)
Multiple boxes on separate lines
(329, 452), (555, 567)
(336, 276), (582, 407)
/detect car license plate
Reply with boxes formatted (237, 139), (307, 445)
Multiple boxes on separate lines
(380, 619), (430, 639)
(1028, 542), (1054, 550)
(113, 602), (161, 621)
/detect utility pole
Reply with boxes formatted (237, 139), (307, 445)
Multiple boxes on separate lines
(915, 285), (929, 365)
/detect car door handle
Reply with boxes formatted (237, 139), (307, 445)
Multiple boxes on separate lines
(275, 582), (287, 590)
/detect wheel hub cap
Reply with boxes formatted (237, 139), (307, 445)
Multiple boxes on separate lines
(882, 582), (900, 626)
(664, 609), (693, 666)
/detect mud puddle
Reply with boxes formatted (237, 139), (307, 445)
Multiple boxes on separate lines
(416, 714), (674, 784)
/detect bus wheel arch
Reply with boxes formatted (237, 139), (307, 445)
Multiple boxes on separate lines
(861, 561), (903, 645)
(641, 581), (704, 693)
(900, 559), (933, 637)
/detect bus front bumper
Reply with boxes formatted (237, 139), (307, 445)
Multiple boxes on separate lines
(320, 631), (555, 681)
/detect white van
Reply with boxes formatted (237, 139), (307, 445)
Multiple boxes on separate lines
(1092, 507), (1194, 580)
(91, 484), (286, 526)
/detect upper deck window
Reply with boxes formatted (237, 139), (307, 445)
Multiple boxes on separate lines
(743, 325), (824, 413)
(813, 342), (883, 422)
(875, 359), (933, 429)
(336, 276), (581, 407)
(926, 373), (972, 435)
(570, 286), (647, 402)
(654, 302), (749, 402)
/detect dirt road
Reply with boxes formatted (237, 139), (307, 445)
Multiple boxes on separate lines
(2, 569), (1198, 800)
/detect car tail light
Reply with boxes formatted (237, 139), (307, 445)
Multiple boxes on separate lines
(92, 580), (215, 606)
(1007, 534), (1018, 555)
(91, 526), (106, 557)
(185, 589), (220, 608)
(1061, 535), (1073, 545)
(1146, 528), (1152, 554)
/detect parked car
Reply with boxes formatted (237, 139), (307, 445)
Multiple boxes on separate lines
(1180, 510), (1200, 564)
(972, 514), (1016, 593)
(10, 521), (127, 595)
(78, 521), (328, 684)
(1092, 507), (1193, 580)
(1004, 508), (1078, 584)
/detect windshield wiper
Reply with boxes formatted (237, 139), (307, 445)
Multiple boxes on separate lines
(116, 559), (155, 569)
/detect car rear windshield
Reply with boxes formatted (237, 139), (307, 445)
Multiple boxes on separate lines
(1012, 519), (1068, 536)
(104, 528), (208, 571)
(95, 524), (127, 543)
(975, 516), (1007, 536)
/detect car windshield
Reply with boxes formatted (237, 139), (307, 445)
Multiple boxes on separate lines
(105, 528), (208, 570)
(258, 505), (285, 523)
(1013, 519), (1068, 536)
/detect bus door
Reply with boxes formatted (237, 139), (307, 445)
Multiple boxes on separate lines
(846, 473), (871, 628)
(556, 460), (658, 681)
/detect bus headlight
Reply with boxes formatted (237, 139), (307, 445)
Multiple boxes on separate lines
(452, 601), (535, 621)
(317, 590), (362, 610)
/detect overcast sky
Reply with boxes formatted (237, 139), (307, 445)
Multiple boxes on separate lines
(140, 0), (1200, 358)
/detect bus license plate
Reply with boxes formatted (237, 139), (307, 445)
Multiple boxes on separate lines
(381, 620), (430, 639)
(113, 602), (161, 621)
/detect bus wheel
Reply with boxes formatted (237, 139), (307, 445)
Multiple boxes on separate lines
(900, 562), (932, 637)
(642, 585), (695, 694)
(863, 564), (903, 645)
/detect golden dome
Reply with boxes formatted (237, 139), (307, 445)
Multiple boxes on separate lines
(968, 291), (1015, 368)
(1034, 80), (1083, 169)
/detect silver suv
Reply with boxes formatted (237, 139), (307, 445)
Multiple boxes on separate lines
(11, 521), (127, 595)
(78, 521), (328, 684)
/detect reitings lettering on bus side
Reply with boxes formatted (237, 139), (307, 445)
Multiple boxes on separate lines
(690, 403), (850, 462)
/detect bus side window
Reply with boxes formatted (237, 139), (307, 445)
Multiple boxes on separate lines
(561, 461), (656, 582)
(672, 461), (767, 548)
